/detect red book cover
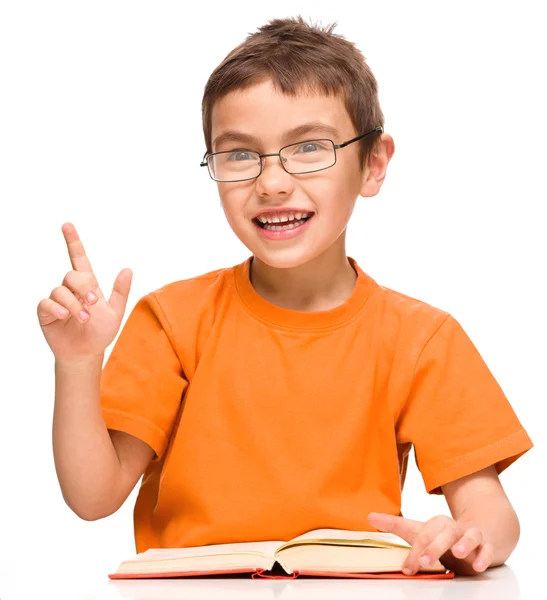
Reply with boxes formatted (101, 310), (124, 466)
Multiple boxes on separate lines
(109, 567), (454, 580)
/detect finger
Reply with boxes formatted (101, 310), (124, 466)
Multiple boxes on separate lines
(50, 286), (91, 323)
(472, 542), (494, 572)
(62, 270), (103, 305)
(401, 516), (455, 575)
(413, 524), (470, 567)
(37, 297), (71, 326)
(367, 513), (422, 545)
(450, 527), (483, 560)
(108, 268), (133, 318)
(62, 222), (94, 273)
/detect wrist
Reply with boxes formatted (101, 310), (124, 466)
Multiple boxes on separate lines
(55, 354), (104, 374)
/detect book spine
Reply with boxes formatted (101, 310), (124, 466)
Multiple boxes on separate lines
(252, 568), (299, 580)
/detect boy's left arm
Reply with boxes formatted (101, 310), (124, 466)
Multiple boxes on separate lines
(368, 465), (520, 576)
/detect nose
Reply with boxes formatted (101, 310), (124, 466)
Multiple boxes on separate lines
(255, 154), (295, 197)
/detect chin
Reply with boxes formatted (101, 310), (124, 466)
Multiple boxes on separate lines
(233, 223), (334, 270)
(251, 246), (324, 270)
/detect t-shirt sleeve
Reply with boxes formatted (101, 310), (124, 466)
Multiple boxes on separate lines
(397, 314), (533, 495)
(100, 292), (188, 462)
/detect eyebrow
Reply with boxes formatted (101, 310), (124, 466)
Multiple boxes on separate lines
(212, 121), (341, 150)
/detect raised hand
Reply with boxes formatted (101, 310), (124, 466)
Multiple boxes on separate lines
(37, 222), (133, 365)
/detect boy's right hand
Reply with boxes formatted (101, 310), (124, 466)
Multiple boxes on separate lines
(37, 222), (133, 366)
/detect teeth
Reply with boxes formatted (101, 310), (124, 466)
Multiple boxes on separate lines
(257, 212), (310, 224)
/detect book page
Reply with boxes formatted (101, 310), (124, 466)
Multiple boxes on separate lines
(137, 540), (284, 560)
(278, 528), (411, 551)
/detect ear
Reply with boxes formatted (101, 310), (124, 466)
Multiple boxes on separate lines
(359, 133), (395, 198)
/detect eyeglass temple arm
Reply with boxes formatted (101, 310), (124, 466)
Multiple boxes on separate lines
(335, 126), (383, 149)
(199, 126), (383, 164)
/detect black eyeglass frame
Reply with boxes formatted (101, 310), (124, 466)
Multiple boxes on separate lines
(200, 126), (383, 183)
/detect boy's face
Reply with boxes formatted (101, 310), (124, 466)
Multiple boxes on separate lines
(210, 78), (387, 269)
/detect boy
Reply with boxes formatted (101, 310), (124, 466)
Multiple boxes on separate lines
(38, 16), (533, 577)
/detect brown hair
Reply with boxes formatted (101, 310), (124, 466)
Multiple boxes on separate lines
(201, 15), (384, 167)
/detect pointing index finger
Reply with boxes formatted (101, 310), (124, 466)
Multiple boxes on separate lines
(367, 513), (422, 545)
(62, 222), (94, 273)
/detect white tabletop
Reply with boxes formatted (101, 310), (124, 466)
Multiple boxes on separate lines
(0, 562), (537, 600)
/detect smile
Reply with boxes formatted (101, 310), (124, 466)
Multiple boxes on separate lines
(252, 212), (314, 240)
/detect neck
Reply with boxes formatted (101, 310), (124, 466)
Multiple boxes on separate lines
(249, 239), (357, 312)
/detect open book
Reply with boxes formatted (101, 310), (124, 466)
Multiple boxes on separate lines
(109, 528), (453, 580)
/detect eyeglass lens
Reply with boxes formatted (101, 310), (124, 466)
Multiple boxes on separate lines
(208, 139), (336, 182)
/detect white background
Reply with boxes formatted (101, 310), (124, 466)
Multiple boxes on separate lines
(0, 1), (545, 599)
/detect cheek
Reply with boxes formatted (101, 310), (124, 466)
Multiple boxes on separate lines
(219, 185), (242, 209)
(332, 165), (362, 208)
(305, 173), (358, 216)
(218, 185), (252, 223)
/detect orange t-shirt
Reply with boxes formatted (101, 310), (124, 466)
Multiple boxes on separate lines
(100, 256), (533, 553)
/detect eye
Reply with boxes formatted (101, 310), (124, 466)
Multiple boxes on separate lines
(227, 151), (254, 161)
(296, 142), (321, 153)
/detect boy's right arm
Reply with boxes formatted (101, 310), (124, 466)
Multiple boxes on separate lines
(53, 356), (154, 520)
(39, 223), (152, 520)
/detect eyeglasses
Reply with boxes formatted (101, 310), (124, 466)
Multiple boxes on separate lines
(200, 126), (383, 183)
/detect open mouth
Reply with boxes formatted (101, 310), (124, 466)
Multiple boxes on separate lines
(253, 213), (314, 231)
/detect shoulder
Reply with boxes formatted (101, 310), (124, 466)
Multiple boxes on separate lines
(371, 282), (452, 339)
(137, 262), (240, 326)
(153, 264), (233, 298)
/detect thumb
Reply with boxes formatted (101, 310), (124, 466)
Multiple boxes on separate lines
(109, 268), (133, 318)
